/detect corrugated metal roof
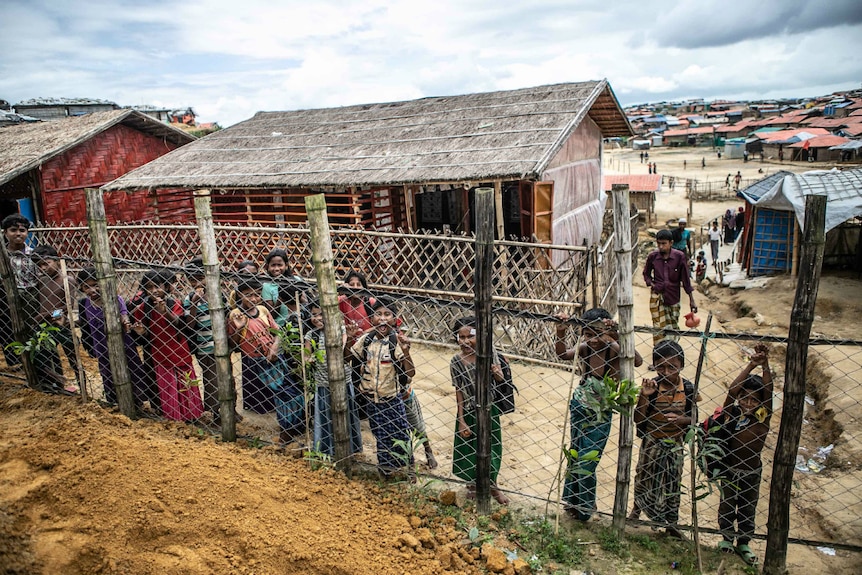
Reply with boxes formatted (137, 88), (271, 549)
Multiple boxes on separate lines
(603, 174), (661, 192)
(789, 135), (849, 148)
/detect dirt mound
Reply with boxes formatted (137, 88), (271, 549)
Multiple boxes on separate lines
(0, 381), (480, 575)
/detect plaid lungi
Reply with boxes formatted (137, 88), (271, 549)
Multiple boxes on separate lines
(650, 292), (681, 345)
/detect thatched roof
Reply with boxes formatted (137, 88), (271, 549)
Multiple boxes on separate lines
(104, 80), (632, 191)
(0, 109), (195, 187)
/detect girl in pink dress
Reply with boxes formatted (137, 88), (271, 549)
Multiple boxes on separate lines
(132, 270), (204, 421)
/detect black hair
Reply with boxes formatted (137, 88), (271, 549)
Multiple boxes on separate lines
(140, 269), (172, 290)
(656, 229), (673, 242)
(32, 245), (59, 260)
(265, 249), (291, 271)
(235, 275), (262, 294)
(237, 260), (258, 272)
(652, 339), (685, 368)
(186, 257), (205, 277)
(740, 374), (766, 402)
(343, 270), (368, 289)
(77, 267), (97, 285)
(1, 214), (32, 231)
(452, 315), (476, 334)
(581, 308), (611, 323)
(369, 295), (398, 315)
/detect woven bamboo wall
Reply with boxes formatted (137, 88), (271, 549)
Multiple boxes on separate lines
(40, 124), (185, 224)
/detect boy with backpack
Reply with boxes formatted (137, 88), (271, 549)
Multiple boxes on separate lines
(348, 296), (414, 478)
(631, 340), (697, 538)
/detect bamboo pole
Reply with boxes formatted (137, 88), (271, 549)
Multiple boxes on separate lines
(305, 194), (352, 474)
(193, 190), (237, 442)
(59, 258), (89, 403)
(689, 313), (713, 574)
(474, 187), (495, 514)
(85, 188), (135, 418)
(590, 245), (599, 309)
(0, 246), (39, 391)
(611, 184), (635, 534)
(763, 193), (827, 575)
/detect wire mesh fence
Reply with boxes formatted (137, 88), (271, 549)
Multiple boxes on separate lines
(1, 222), (860, 556)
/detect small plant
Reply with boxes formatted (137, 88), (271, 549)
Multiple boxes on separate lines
(303, 446), (333, 471)
(563, 448), (601, 477)
(247, 436), (266, 449)
(597, 526), (629, 558)
(5, 322), (60, 358)
(179, 372), (202, 394)
(390, 429), (425, 478)
(629, 533), (659, 552)
(466, 525), (493, 547)
(581, 375), (640, 423)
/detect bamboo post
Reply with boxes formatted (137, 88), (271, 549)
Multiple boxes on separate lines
(0, 246), (39, 391)
(763, 194), (827, 575)
(689, 313), (713, 574)
(590, 245), (599, 309)
(59, 258), (89, 403)
(85, 188), (134, 418)
(193, 190), (237, 442)
(611, 184), (635, 534)
(474, 187), (495, 514)
(305, 194), (351, 473)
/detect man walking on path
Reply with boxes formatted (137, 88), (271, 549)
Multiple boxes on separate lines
(708, 221), (722, 265)
(643, 230), (697, 345)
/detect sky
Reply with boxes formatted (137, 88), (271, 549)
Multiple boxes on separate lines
(2, 0), (861, 127)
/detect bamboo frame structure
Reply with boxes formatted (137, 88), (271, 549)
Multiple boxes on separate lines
(193, 190), (237, 442)
(305, 193), (352, 473)
(85, 187), (135, 417)
(763, 194), (827, 574)
(611, 184), (635, 533)
(473, 187), (495, 514)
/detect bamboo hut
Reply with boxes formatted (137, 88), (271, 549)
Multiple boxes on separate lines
(0, 109), (195, 225)
(603, 174), (661, 224)
(104, 81), (632, 251)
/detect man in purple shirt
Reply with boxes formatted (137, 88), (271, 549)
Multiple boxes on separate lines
(643, 229), (697, 345)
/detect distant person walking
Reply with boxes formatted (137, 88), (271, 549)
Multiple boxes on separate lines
(708, 221), (722, 265)
(640, 151), (644, 163)
(725, 174), (731, 190)
(734, 171), (742, 191)
(701, 157), (706, 169)
(683, 160), (687, 170)
(643, 230), (697, 345)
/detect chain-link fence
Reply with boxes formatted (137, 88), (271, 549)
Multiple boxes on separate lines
(2, 221), (859, 557)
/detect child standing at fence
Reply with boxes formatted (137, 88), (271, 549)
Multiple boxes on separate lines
(132, 270), (204, 422)
(451, 316), (510, 504)
(182, 258), (223, 425)
(631, 340), (696, 538)
(77, 267), (151, 408)
(262, 249), (293, 328)
(1, 214), (41, 371)
(555, 308), (643, 520)
(348, 296), (414, 478)
(716, 344), (772, 566)
(305, 302), (363, 456)
(32, 245), (80, 392)
(228, 276), (280, 415)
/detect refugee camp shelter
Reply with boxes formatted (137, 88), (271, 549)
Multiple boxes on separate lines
(0, 109), (195, 225)
(603, 174), (661, 224)
(104, 81), (632, 249)
(737, 168), (862, 276)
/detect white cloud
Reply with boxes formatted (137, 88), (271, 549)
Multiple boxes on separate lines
(1, 0), (860, 126)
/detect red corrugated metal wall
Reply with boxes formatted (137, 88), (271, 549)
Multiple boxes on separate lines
(40, 124), (192, 224)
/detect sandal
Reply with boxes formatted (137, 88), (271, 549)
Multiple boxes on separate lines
(736, 544), (758, 566)
(718, 540), (735, 554)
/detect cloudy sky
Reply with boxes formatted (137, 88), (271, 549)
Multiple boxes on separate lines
(2, 0), (861, 126)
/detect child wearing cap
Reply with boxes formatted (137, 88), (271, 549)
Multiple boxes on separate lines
(348, 296), (414, 478)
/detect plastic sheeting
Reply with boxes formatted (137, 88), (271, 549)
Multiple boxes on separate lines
(738, 167), (862, 233)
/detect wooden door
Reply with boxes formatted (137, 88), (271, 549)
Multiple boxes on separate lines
(519, 180), (553, 243)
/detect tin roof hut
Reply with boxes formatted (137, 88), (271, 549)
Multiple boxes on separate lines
(0, 109), (195, 225)
(104, 80), (631, 251)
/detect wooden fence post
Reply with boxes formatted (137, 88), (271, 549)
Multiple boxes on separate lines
(60, 258), (89, 403)
(305, 194), (352, 473)
(763, 193), (827, 575)
(193, 190), (237, 442)
(0, 246), (39, 391)
(85, 187), (135, 418)
(474, 187), (495, 514)
(611, 184), (635, 534)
